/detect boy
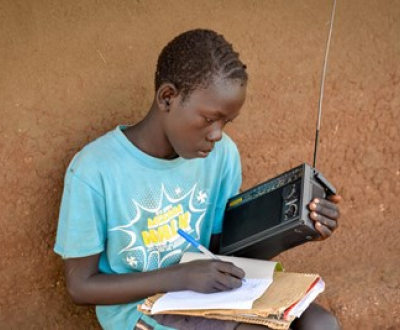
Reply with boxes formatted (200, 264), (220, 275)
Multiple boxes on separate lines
(54, 29), (341, 330)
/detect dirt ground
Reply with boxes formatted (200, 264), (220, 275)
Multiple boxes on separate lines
(0, 0), (399, 329)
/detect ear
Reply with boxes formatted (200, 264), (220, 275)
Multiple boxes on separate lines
(156, 83), (179, 112)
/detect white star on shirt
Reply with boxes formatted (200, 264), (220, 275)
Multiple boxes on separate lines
(126, 256), (137, 268)
(196, 190), (207, 204)
(175, 187), (182, 195)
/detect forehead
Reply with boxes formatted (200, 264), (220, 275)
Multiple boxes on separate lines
(183, 78), (247, 115)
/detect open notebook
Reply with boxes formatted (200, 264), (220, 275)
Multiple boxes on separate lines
(138, 252), (325, 330)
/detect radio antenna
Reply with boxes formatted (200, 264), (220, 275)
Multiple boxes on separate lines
(313, 0), (337, 168)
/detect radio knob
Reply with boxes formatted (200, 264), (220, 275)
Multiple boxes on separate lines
(284, 203), (298, 217)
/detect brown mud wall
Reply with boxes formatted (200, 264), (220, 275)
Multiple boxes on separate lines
(1, 1), (399, 329)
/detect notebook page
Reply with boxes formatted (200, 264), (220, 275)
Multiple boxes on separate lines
(180, 252), (282, 279)
(151, 278), (271, 314)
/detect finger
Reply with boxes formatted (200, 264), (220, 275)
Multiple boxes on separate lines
(312, 204), (340, 221)
(315, 222), (333, 239)
(309, 200), (341, 220)
(310, 198), (338, 211)
(215, 272), (243, 291)
(206, 286), (222, 293)
(310, 212), (338, 231)
(210, 282), (226, 292)
(216, 262), (245, 280)
(327, 194), (342, 204)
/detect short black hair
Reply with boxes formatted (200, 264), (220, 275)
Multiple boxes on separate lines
(155, 29), (248, 101)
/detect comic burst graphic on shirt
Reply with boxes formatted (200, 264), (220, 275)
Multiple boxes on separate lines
(110, 183), (208, 271)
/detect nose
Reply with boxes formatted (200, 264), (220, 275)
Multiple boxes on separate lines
(206, 121), (224, 143)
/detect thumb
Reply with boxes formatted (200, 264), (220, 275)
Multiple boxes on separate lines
(328, 194), (342, 204)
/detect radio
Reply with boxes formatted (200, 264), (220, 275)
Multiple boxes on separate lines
(219, 0), (338, 260)
(219, 164), (336, 259)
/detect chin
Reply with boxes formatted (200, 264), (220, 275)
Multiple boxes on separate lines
(197, 150), (211, 158)
(178, 151), (209, 159)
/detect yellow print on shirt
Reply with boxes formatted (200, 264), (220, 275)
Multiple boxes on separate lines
(110, 183), (207, 270)
(141, 204), (191, 246)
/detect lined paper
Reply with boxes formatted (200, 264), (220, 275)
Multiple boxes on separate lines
(151, 278), (271, 314)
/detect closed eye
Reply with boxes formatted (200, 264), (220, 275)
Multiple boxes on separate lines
(204, 117), (235, 126)
(204, 117), (215, 124)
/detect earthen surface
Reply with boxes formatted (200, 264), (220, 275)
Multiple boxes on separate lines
(1, 1), (399, 329)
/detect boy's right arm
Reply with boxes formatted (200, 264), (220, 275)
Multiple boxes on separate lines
(64, 254), (245, 305)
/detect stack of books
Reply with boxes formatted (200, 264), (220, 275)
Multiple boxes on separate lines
(138, 252), (325, 330)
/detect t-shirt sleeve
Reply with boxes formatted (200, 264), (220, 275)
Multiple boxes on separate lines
(54, 166), (107, 259)
(212, 137), (242, 234)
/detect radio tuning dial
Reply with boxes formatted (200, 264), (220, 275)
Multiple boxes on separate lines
(284, 204), (298, 218)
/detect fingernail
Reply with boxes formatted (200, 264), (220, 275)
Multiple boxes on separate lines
(314, 198), (320, 204)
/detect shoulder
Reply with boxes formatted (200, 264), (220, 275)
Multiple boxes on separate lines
(211, 133), (240, 161)
(66, 128), (120, 181)
(201, 133), (241, 176)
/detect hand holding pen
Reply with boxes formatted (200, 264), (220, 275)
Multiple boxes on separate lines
(177, 229), (246, 293)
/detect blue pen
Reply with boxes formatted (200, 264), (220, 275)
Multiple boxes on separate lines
(178, 229), (246, 282)
(178, 229), (220, 260)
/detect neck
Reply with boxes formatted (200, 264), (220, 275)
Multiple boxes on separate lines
(124, 102), (178, 159)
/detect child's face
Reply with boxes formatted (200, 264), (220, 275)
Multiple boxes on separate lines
(163, 78), (247, 159)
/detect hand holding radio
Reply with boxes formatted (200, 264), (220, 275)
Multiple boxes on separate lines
(219, 1), (340, 259)
(309, 194), (341, 240)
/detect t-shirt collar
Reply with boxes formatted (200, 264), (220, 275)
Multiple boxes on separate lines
(112, 125), (187, 169)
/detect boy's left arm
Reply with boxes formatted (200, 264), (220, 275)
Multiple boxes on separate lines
(309, 194), (342, 240)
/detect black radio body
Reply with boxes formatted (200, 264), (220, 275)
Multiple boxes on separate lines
(219, 163), (336, 260)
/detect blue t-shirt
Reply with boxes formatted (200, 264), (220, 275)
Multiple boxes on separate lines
(54, 125), (242, 330)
